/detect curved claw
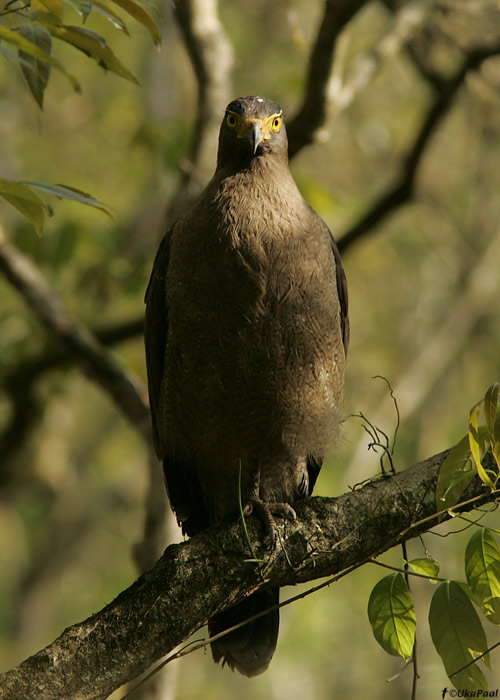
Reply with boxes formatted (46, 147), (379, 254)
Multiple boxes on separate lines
(270, 503), (297, 521)
(243, 498), (297, 548)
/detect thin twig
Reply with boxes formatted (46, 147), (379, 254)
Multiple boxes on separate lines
(449, 639), (500, 679)
(119, 552), (375, 699)
(0, 2), (29, 16)
(402, 541), (419, 700)
(347, 410), (395, 475)
(372, 375), (401, 457)
(370, 559), (447, 583)
(372, 372), (420, 700)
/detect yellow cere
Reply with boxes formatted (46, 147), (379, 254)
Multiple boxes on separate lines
(226, 111), (283, 140)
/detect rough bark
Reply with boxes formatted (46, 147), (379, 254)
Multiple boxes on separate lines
(0, 448), (497, 700)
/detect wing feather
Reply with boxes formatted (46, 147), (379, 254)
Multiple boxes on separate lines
(144, 227), (210, 535)
(144, 229), (172, 457)
(330, 234), (349, 355)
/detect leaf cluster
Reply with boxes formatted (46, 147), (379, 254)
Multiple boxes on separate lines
(437, 384), (500, 513)
(0, 0), (161, 230)
(368, 384), (500, 693)
(369, 527), (500, 693)
(0, 0), (161, 105)
(0, 179), (112, 234)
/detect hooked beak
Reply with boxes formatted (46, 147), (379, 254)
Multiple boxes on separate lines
(247, 121), (264, 154)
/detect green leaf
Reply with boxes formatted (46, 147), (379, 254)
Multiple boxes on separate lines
(65, 25), (107, 46)
(92, 0), (130, 34)
(63, 0), (93, 21)
(0, 179), (46, 234)
(484, 383), (500, 466)
(0, 179), (111, 231)
(0, 25), (80, 92)
(469, 403), (483, 471)
(465, 528), (500, 625)
(18, 24), (52, 110)
(469, 404), (496, 491)
(32, 0), (65, 21)
(49, 25), (140, 84)
(21, 181), (112, 216)
(429, 580), (489, 691)
(367, 573), (416, 660)
(436, 435), (476, 514)
(484, 384), (500, 437)
(109, 0), (160, 46)
(129, 0), (159, 10)
(407, 557), (440, 583)
(0, 42), (39, 72)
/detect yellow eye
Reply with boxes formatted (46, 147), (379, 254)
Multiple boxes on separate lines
(271, 115), (282, 132)
(226, 113), (238, 128)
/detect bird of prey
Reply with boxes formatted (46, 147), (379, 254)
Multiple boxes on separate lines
(144, 95), (349, 677)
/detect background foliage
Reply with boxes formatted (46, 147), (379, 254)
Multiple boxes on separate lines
(1, 0), (500, 698)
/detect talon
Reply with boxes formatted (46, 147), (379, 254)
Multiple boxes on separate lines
(270, 503), (296, 521)
(242, 498), (296, 549)
(243, 498), (276, 546)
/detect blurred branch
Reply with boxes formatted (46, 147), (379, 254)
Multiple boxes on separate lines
(287, 0), (369, 158)
(387, 218), (500, 422)
(337, 40), (500, 254)
(0, 378), (42, 489)
(0, 315), (145, 488)
(2, 315), (144, 386)
(132, 448), (169, 572)
(327, 1), (435, 115)
(166, 0), (234, 222)
(0, 447), (497, 700)
(11, 488), (129, 637)
(0, 224), (151, 441)
(380, 0), (448, 91)
(344, 220), (500, 482)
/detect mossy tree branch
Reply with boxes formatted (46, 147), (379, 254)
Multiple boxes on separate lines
(0, 447), (496, 700)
